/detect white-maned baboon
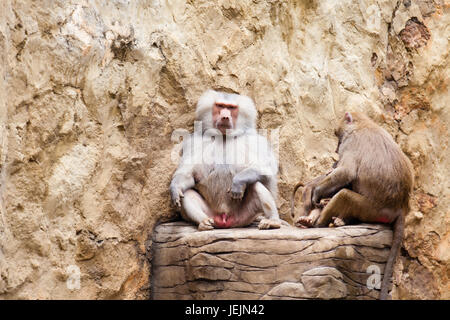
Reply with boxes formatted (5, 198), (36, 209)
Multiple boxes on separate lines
(170, 90), (281, 231)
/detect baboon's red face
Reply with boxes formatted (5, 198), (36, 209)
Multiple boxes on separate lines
(212, 102), (239, 134)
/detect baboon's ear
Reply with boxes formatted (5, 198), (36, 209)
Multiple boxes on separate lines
(344, 112), (353, 124)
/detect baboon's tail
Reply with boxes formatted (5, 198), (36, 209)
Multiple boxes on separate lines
(379, 212), (404, 300)
(290, 182), (304, 219)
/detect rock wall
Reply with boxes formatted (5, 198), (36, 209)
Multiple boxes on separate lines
(152, 222), (393, 300)
(0, 0), (448, 299)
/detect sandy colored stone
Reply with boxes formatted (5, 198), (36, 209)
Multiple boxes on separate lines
(0, 0), (448, 299)
(152, 222), (391, 300)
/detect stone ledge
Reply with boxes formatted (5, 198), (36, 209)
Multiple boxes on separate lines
(151, 221), (393, 300)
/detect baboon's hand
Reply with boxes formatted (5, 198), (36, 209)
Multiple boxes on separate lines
(198, 218), (215, 231)
(170, 184), (184, 208)
(258, 218), (281, 229)
(319, 198), (331, 208)
(230, 180), (246, 200)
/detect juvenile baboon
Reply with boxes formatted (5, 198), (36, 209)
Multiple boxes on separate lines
(294, 111), (414, 300)
(170, 90), (281, 231)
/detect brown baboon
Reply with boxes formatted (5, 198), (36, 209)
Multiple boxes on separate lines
(294, 111), (414, 300)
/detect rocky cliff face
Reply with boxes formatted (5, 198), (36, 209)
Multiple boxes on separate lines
(0, 0), (448, 299)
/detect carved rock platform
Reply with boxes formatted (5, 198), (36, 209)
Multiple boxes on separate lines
(151, 221), (393, 300)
